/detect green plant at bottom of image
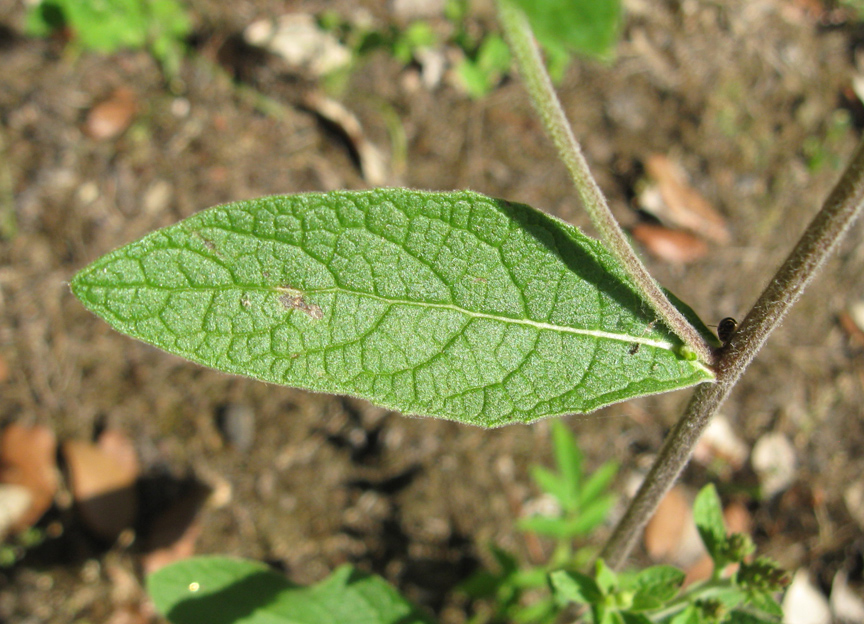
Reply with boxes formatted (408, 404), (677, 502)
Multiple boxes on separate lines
(549, 483), (788, 624)
(145, 427), (788, 624)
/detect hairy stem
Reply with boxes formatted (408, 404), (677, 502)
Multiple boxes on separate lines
(495, 0), (716, 365)
(599, 136), (864, 570)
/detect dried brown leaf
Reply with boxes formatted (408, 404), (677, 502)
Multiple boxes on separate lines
(0, 423), (58, 532)
(643, 154), (730, 243)
(84, 88), (137, 141)
(63, 434), (139, 542)
(631, 223), (709, 264)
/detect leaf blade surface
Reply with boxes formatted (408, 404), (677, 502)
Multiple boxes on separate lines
(72, 189), (713, 426)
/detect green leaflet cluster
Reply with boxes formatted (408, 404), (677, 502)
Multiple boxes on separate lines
(71, 189), (713, 426)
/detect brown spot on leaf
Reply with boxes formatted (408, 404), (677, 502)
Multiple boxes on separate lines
(278, 288), (323, 320)
(191, 230), (219, 255)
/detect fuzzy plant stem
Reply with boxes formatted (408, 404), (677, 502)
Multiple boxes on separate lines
(495, 0), (716, 366)
(599, 136), (864, 570)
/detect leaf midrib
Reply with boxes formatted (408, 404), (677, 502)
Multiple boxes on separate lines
(96, 280), (681, 351)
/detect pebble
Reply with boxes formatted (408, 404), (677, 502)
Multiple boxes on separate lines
(831, 570), (864, 624)
(217, 403), (256, 452)
(783, 569), (831, 624)
(141, 481), (209, 575)
(693, 414), (749, 471)
(752, 432), (797, 498)
(0, 484), (32, 539)
(844, 479), (864, 529)
(390, 0), (445, 20)
(244, 14), (351, 76)
(84, 88), (137, 141)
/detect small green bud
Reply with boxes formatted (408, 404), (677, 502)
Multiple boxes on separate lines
(610, 590), (635, 610)
(737, 557), (790, 593)
(695, 598), (727, 624)
(720, 533), (755, 564)
(679, 345), (698, 361)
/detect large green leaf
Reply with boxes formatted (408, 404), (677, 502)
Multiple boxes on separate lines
(147, 556), (432, 624)
(71, 189), (713, 426)
(509, 0), (622, 60)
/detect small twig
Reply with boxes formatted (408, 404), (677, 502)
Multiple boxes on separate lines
(599, 136), (864, 570)
(495, 0), (716, 366)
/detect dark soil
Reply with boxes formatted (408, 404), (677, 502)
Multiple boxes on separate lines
(1, 0), (863, 622)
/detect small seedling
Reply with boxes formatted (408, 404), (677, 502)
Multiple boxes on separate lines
(145, 432), (788, 624)
(460, 421), (618, 623)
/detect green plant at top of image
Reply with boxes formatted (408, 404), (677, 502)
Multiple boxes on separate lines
(448, 0), (621, 96)
(511, 0), (621, 61)
(25, 0), (192, 77)
(455, 33), (513, 99)
(316, 0), (621, 99)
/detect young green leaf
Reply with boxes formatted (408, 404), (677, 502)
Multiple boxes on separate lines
(529, 465), (571, 505)
(597, 607), (627, 624)
(519, 511), (609, 539)
(490, 543), (520, 576)
(72, 189), (714, 427)
(580, 461), (618, 506)
(693, 484), (726, 563)
(744, 591), (784, 619)
(512, 596), (557, 623)
(669, 604), (703, 624)
(726, 609), (782, 624)
(551, 419), (583, 505)
(549, 570), (603, 605)
(620, 614), (652, 624)
(624, 565), (685, 611)
(146, 556), (432, 624)
(569, 494), (615, 534)
(595, 559), (618, 594)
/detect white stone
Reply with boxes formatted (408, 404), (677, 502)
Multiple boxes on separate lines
(783, 569), (831, 624)
(831, 570), (864, 624)
(752, 432), (797, 498)
(244, 14), (351, 76)
(0, 484), (32, 538)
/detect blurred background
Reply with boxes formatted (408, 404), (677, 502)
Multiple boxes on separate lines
(1, 0), (863, 621)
